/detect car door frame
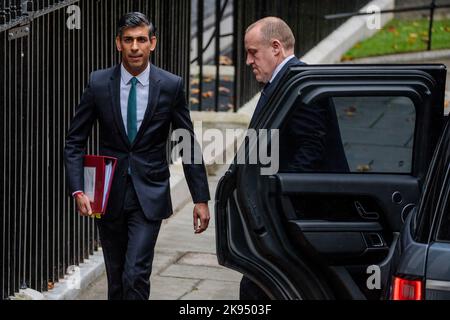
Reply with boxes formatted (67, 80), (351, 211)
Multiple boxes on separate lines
(215, 64), (447, 299)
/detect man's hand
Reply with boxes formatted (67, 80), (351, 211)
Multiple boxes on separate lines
(75, 193), (93, 217)
(193, 202), (210, 234)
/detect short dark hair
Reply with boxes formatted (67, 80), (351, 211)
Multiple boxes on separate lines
(117, 12), (156, 38)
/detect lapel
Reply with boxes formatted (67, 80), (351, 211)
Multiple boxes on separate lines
(131, 64), (161, 147)
(109, 65), (131, 148)
(264, 57), (303, 99)
(250, 57), (304, 127)
(108, 63), (162, 150)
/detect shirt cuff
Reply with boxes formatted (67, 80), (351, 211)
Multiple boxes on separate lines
(72, 190), (83, 198)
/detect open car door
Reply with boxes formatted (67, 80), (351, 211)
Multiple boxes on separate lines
(215, 65), (447, 299)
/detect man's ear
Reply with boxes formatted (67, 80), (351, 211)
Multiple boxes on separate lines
(271, 39), (282, 55)
(115, 36), (122, 52)
(150, 36), (157, 52)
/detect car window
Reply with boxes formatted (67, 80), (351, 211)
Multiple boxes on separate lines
(277, 95), (416, 174)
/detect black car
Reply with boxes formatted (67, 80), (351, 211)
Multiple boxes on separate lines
(215, 64), (450, 300)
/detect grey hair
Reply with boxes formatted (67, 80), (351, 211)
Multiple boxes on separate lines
(246, 17), (295, 50)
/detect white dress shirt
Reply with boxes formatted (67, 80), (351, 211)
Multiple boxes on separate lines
(120, 63), (150, 134)
(269, 54), (296, 84)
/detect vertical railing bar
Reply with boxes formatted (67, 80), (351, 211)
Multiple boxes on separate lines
(24, 9), (30, 291)
(28, 1), (33, 291)
(214, 0), (220, 112)
(50, 4), (56, 288)
(197, 0), (203, 111)
(16, 19), (23, 292)
(232, 0), (237, 112)
(81, 0), (85, 260)
(62, 1), (66, 279)
(69, 0), (74, 268)
(13, 18), (19, 295)
(427, 0), (436, 51)
(2, 19), (7, 299)
(2, 23), (6, 300)
(8, 12), (13, 296)
(42, 8), (49, 291)
(56, 0), (61, 282)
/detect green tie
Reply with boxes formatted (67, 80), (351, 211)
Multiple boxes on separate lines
(127, 77), (138, 142)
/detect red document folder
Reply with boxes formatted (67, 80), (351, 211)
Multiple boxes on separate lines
(83, 155), (118, 215)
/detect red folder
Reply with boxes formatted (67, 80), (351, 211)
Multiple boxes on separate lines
(83, 155), (118, 215)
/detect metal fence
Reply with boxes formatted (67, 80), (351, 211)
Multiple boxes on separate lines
(233, 0), (370, 109)
(325, 0), (450, 51)
(0, 0), (191, 300)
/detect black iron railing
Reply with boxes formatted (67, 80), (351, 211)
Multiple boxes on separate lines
(325, 0), (450, 51)
(232, 0), (370, 110)
(191, 0), (234, 112)
(0, 0), (191, 300)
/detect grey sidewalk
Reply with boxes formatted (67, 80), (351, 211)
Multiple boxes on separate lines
(76, 164), (241, 300)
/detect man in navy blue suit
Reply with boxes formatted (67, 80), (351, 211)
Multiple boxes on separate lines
(64, 12), (210, 300)
(240, 17), (349, 299)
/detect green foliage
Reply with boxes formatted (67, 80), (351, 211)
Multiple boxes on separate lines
(342, 19), (450, 61)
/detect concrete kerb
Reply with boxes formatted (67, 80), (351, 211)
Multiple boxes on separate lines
(302, 0), (394, 64)
(341, 49), (450, 64)
(41, 250), (105, 300)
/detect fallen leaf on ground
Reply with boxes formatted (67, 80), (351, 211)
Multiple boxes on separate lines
(344, 106), (357, 117)
(341, 55), (354, 62)
(203, 76), (213, 83)
(202, 91), (214, 98)
(219, 86), (231, 94)
(357, 164), (372, 172)
(219, 55), (233, 65)
(387, 26), (397, 33)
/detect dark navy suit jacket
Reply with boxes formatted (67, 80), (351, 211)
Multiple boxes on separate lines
(64, 64), (210, 221)
(251, 57), (349, 173)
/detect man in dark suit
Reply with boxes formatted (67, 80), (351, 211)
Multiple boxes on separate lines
(240, 17), (349, 299)
(64, 12), (210, 300)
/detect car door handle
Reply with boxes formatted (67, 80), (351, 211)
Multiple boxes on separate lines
(354, 201), (380, 220)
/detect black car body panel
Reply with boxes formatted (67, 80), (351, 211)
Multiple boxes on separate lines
(215, 65), (447, 299)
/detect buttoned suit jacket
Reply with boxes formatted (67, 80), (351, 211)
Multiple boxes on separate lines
(64, 64), (210, 221)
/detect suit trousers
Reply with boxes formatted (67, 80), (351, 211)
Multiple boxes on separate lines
(96, 175), (162, 300)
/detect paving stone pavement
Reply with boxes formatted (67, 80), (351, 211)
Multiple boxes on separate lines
(76, 164), (241, 300)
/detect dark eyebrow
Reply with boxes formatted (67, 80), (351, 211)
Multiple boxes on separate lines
(123, 36), (149, 40)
